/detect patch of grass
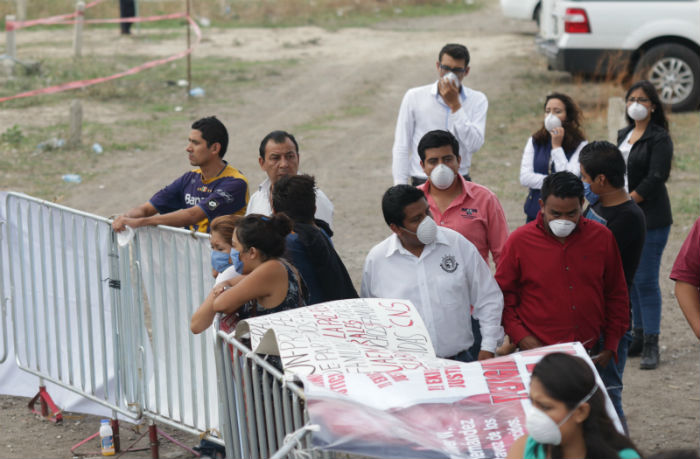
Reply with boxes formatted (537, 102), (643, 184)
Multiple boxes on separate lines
(1, 0), (484, 30)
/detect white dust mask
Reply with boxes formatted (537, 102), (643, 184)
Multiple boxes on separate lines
(548, 219), (576, 238)
(627, 102), (649, 121)
(544, 113), (562, 132)
(404, 216), (438, 245)
(525, 384), (598, 445)
(430, 164), (456, 190)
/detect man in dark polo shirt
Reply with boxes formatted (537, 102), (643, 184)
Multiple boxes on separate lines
(112, 116), (248, 233)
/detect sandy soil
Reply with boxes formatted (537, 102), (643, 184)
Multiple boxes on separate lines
(1, 0), (699, 457)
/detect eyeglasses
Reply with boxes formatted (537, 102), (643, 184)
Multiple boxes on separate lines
(439, 64), (466, 75)
(627, 97), (650, 104)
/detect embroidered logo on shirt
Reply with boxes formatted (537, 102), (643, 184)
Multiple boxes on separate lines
(216, 189), (234, 202)
(440, 254), (459, 273)
(197, 186), (213, 193)
(208, 200), (219, 210)
(461, 208), (478, 219)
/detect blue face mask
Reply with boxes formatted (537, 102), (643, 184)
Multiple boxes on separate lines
(211, 250), (232, 274)
(230, 248), (244, 273)
(583, 182), (599, 206)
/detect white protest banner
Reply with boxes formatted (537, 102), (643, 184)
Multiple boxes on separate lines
(300, 342), (621, 459)
(234, 298), (443, 376)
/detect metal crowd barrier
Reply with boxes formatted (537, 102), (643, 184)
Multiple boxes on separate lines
(124, 224), (221, 441)
(0, 192), (335, 458)
(2, 192), (138, 419)
(214, 318), (311, 459)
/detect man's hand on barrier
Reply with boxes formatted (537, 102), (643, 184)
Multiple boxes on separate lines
(477, 350), (494, 361)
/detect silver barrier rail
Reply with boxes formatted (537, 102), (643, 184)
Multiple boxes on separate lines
(214, 320), (309, 459)
(0, 218), (8, 364)
(2, 192), (139, 419)
(125, 224), (222, 440)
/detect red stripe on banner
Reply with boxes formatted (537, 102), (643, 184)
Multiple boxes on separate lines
(0, 16), (202, 104)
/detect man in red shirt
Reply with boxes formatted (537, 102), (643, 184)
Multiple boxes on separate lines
(495, 171), (629, 368)
(670, 217), (700, 340)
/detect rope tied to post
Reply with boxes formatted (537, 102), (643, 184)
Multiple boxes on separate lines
(281, 423), (320, 459)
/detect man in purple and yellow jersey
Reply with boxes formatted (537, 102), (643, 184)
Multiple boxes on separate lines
(112, 116), (248, 233)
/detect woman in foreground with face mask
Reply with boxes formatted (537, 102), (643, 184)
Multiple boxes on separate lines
(190, 213), (308, 334)
(618, 80), (673, 370)
(507, 353), (640, 459)
(520, 93), (587, 223)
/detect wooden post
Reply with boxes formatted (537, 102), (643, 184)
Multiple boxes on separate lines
(16, 0), (26, 21)
(68, 100), (83, 148)
(186, 0), (192, 95)
(5, 15), (16, 59)
(73, 1), (85, 58)
(607, 97), (627, 143)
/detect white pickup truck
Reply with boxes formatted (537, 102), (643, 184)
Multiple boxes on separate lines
(537, 0), (700, 112)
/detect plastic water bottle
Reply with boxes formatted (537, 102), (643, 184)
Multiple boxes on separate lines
(99, 419), (115, 456)
(62, 174), (82, 183)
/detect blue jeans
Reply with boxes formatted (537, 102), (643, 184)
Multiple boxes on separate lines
(630, 225), (670, 335)
(597, 332), (631, 435)
(467, 316), (482, 361)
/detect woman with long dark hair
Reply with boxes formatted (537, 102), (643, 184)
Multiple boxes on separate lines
(520, 93), (587, 222)
(619, 80), (673, 370)
(507, 353), (640, 459)
(190, 213), (308, 334)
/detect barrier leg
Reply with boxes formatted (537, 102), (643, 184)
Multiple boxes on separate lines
(149, 421), (159, 459)
(111, 418), (121, 453)
(27, 385), (63, 423)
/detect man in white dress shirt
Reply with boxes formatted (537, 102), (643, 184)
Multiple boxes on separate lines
(246, 130), (334, 227)
(361, 185), (504, 361)
(392, 43), (488, 186)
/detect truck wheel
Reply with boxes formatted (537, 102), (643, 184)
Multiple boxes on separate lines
(633, 43), (700, 112)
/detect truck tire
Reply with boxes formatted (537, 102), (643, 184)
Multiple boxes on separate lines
(633, 43), (700, 112)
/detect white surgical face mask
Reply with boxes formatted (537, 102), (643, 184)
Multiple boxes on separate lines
(548, 219), (577, 238)
(544, 113), (562, 132)
(525, 384), (598, 445)
(429, 164), (455, 190)
(404, 216), (438, 246)
(627, 102), (649, 121)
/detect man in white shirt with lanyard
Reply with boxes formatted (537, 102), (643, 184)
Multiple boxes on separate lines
(392, 43), (488, 186)
(361, 185), (504, 361)
(246, 130), (334, 227)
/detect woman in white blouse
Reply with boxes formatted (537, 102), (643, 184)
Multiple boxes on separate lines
(519, 93), (587, 222)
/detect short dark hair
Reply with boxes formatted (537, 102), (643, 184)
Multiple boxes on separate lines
(191, 116), (228, 158)
(438, 43), (470, 66)
(235, 214), (292, 259)
(625, 80), (669, 131)
(272, 174), (316, 223)
(258, 130), (299, 160)
(417, 130), (460, 162)
(541, 171), (584, 204)
(579, 141), (627, 189)
(381, 185), (426, 227)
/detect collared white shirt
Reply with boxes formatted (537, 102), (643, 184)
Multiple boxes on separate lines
(246, 177), (334, 227)
(392, 81), (488, 185)
(361, 226), (504, 357)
